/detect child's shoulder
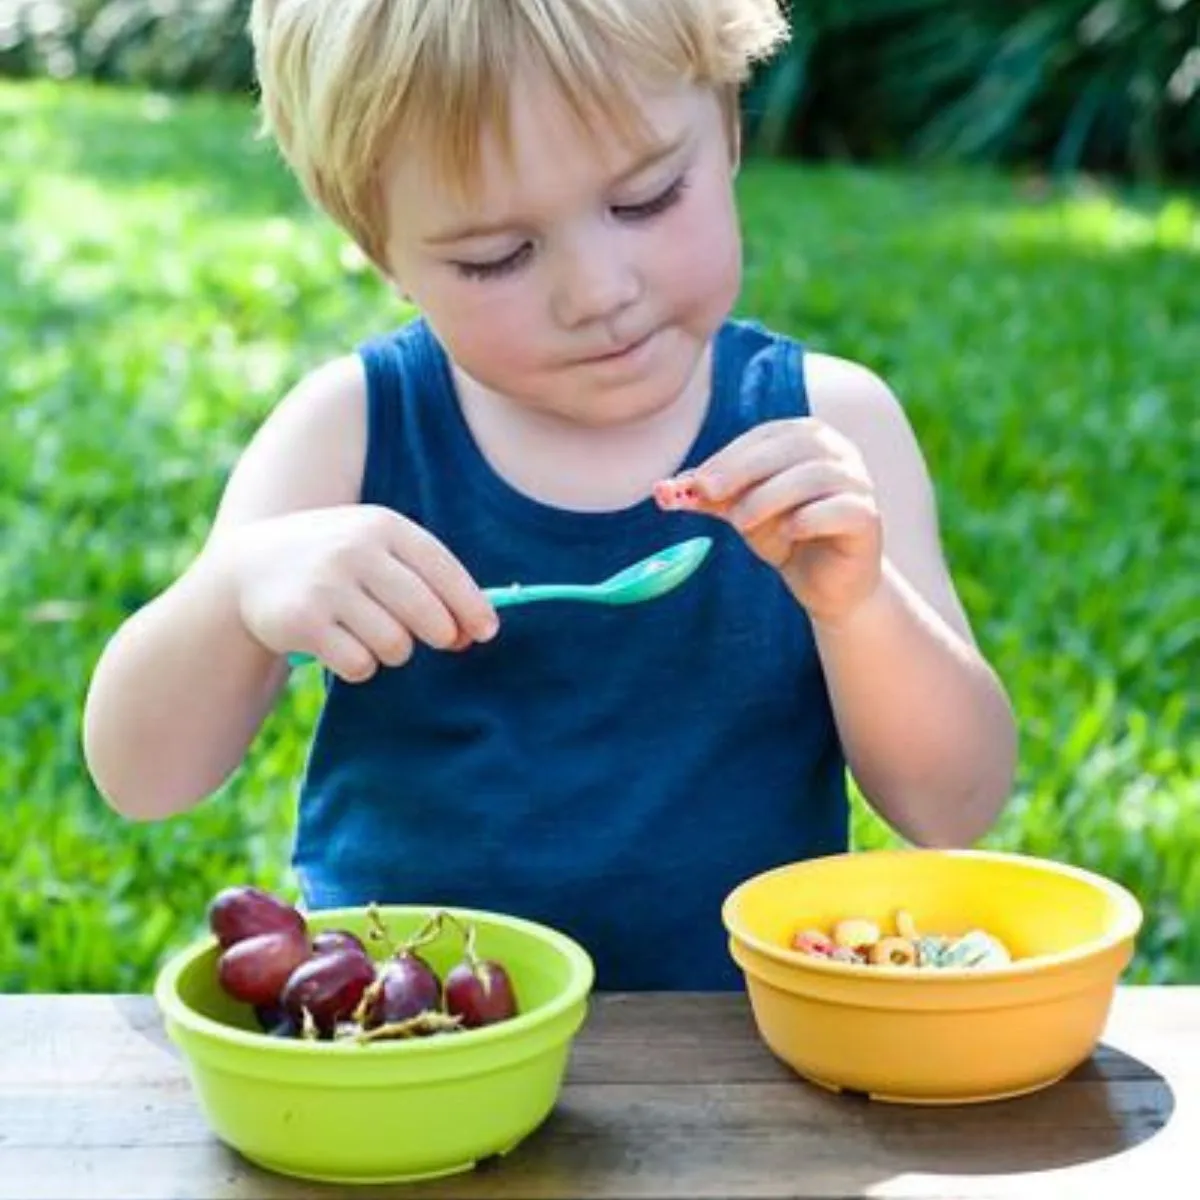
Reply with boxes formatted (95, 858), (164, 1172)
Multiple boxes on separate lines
(804, 348), (927, 500)
(804, 350), (907, 436)
(725, 317), (908, 442)
(732, 316), (938, 529)
(215, 353), (369, 525)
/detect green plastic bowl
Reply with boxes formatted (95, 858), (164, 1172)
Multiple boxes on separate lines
(154, 905), (595, 1185)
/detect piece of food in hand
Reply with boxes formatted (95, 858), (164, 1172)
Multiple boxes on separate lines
(217, 927), (313, 1006)
(652, 475), (707, 512)
(208, 885), (307, 949)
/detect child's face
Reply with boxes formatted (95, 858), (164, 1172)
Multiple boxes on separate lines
(381, 75), (742, 429)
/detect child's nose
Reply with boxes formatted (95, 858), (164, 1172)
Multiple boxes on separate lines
(552, 242), (642, 329)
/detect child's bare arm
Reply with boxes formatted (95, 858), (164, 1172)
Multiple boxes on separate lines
(86, 353), (412, 821)
(800, 355), (1017, 845)
(82, 356), (369, 820)
(655, 355), (1017, 846)
(85, 354), (499, 822)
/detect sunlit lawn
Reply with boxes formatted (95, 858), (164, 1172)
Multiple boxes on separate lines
(1, 80), (1196, 991)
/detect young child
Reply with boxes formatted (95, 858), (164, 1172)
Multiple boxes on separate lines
(82, 0), (1017, 990)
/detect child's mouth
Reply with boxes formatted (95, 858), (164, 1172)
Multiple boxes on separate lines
(581, 328), (656, 364)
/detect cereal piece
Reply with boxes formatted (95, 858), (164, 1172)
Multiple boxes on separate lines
(652, 476), (704, 512)
(830, 946), (865, 965)
(832, 917), (881, 950)
(790, 929), (834, 957)
(941, 930), (1012, 968)
(869, 936), (918, 967)
(914, 935), (952, 968)
(894, 909), (918, 940)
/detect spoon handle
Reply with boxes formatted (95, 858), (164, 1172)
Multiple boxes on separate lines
(285, 584), (602, 666)
(485, 584), (597, 608)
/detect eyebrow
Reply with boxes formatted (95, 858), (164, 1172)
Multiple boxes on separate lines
(422, 133), (691, 247)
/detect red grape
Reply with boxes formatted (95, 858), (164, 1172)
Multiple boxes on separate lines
(311, 929), (369, 959)
(217, 927), (312, 1006)
(208, 886), (306, 949)
(254, 1003), (300, 1038)
(359, 952), (442, 1028)
(281, 949), (377, 1036)
(444, 958), (517, 1028)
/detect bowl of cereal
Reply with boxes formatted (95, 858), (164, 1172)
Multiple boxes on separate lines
(721, 848), (1142, 1105)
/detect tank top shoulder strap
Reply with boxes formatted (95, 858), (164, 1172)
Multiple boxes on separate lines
(711, 318), (811, 435)
(356, 318), (449, 510)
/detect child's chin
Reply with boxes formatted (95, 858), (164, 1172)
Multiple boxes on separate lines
(571, 377), (694, 428)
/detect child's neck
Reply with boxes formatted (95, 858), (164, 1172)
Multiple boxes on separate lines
(452, 347), (713, 513)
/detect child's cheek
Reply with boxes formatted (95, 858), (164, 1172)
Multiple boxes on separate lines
(441, 291), (544, 380)
(655, 190), (741, 321)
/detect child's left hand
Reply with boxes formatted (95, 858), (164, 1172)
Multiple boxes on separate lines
(655, 418), (883, 626)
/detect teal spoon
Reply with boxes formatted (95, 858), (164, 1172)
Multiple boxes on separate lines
(485, 535), (712, 610)
(288, 535), (712, 667)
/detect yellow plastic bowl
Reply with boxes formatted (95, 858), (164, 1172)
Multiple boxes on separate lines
(154, 905), (594, 1184)
(722, 849), (1142, 1105)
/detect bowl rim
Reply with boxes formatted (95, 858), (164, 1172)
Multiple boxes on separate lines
(721, 848), (1144, 982)
(154, 903), (595, 1057)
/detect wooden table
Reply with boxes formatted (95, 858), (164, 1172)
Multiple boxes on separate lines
(1, 988), (1194, 1199)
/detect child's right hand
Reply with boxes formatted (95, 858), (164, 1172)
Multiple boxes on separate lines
(224, 505), (499, 682)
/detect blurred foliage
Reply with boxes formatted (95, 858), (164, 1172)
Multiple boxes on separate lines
(0, 81), (1196, 993)
(746, 0), (1200, 180)
(1, 1), (1198, 179)
(0, 0), (253, 91)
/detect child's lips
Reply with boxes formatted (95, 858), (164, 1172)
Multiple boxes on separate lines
(578, 328), (656, 364)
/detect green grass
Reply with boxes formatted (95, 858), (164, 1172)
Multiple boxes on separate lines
(1, 81), (1195, 992)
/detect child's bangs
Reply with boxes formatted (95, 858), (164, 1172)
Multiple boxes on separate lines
(400, 0), (764, 199)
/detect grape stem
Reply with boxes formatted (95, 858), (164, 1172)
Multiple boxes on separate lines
(365, 904), (481, 966)
(365, 904), (443, 957)
(435, 909), (480, 966)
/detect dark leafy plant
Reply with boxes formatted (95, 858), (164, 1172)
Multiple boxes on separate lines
(0, 0), (254, 92)
(746, 0), (1200, 180)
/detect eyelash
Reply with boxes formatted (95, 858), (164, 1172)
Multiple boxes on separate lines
(455, 242), (534, 281)
(453, 175), (689, 282)
(613, 174), (689, 222)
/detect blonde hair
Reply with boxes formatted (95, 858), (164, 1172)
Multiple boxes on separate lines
(250, 0), (789, 268)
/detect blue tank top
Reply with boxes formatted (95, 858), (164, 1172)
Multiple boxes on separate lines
(292, 317), (847, 989)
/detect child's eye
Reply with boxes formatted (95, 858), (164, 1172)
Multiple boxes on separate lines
(453, 242), (534, 281)
(612, 175), (689, 222)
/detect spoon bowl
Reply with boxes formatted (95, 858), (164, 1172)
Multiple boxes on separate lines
(487, 536), (713, 609)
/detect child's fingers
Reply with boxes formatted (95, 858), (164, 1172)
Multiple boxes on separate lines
(692, 419), (847, 504)
(789, 492), (880, 544)
(333, 590), (416, 668)
(386, 518), (498, 641)
(726, 460), (873, 534)
(311, 624), (380, 684)
(360, 555), (460, 652)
